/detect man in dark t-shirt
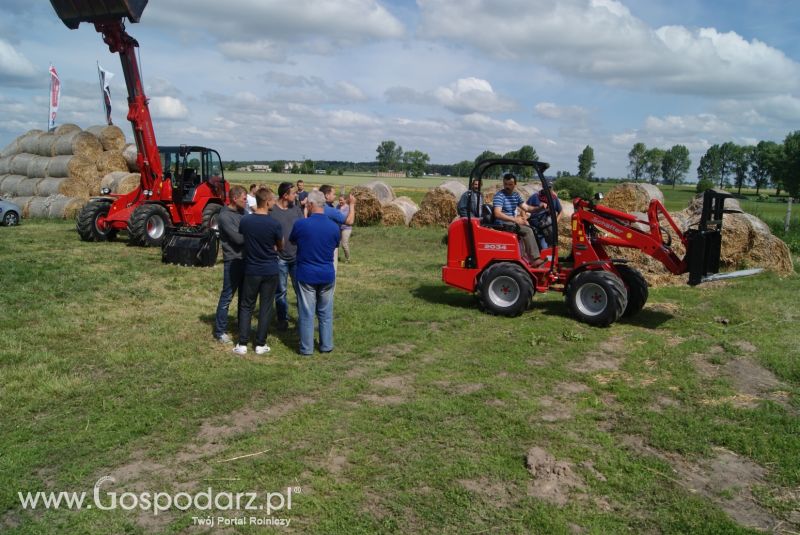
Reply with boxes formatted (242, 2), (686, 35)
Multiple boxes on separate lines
(270, 182), (304, 331)
(234, 188), (283, 356)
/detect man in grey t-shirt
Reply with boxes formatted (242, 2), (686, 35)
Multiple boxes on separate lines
(270, 182), (304, 331)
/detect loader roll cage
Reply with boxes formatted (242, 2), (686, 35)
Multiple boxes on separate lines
(463, 159), (558, 271)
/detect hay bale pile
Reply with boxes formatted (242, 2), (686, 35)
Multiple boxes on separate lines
(360, 180), (396, 205)
(600, 188), (793, 287)
(603, 183), (665, 212)
(411, 180), (467, 227)
(382, 196), (419, 226)
(100, 171), (140, 195)
(0, 124), (139, 219)
(349, 186), (384, 226)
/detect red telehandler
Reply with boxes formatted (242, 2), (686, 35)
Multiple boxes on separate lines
(442, 158), (762, 326)
(50, 0), (228, 252)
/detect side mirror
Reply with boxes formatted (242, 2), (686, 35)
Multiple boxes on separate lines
(594, 192), (604, 201)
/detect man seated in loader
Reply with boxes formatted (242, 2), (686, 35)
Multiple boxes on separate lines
(492, 173), (545, 268)
(457, 178), (482, 218)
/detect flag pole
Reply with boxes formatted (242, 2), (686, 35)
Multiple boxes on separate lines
(48, 63), (53, 131)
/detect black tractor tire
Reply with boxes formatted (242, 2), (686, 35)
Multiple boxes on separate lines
(615, 264), (648, 317)
(477, 262), (534, 317)
(128, 204), (171, 247)
(76, 200), (117, 242)
(202, 203), (222, 231)
(565, 270), (628, 327)
(3, 210), (20, 226)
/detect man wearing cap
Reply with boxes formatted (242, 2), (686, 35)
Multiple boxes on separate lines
(270, 182), (304, 331)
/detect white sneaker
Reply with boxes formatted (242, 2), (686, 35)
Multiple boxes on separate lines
(255, 344), (271, 355)
(215, 333), (233, 344)
(232, 344), (248, 355)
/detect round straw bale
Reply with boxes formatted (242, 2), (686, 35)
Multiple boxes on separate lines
(54, 123), (81, 135)
(116, 173), (140, 195)
(122, 143), (139, 172)
(685, 189), (743, 214)
(46, 155), (97, 181)
(604, 183), (665, 212)
(18, 131), (46, 154)
(87, 125), (127, 151)
(35, 177), (89, 198)
(437, 180), (467, 199)
(11, 196), (34, 218)
(34, 132), (58, 156)
(52, 131), (103, 161)
(0, 174), (8, 189)
(0, 175), (27, 196)
(100, 171), (139, 194)
(48, 195), (87, 220)
(96, 150), (128, 175)
(0, 132), (27, 158)
(349, 186), (383, 226)
(0, 157), (10, 175)
(12, 177), (43, 197)
(409, 208), (441, 228)
(361, 180), (396, 205)
(26, 155), (51, 178)
(27, 196), (53, 218)
(10, 153), (35, 175)
(382, 196), (418, 226)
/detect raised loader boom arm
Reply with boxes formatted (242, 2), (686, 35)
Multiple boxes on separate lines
(50, 1), (162, 197)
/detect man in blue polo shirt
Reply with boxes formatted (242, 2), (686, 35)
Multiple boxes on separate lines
(289, 190), (341, 356)
(234, 188), (283, 356)
(319, 185), (355, 272)
(493, 173), (544, 267)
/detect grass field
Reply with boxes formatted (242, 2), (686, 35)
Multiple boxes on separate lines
(1, 189), (798, 533)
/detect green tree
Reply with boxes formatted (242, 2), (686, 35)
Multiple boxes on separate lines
(718, 141), (739, 188)
(577, 145), (596, 181)
(301, 159), (315, 174)
(748, 140), (779, 195)
(271, 160), (285, 173)
(376, 140), (403, 171)
(402, 149), (430, 177)
(644, 148), (665, 185)
(452, 160), (473, 178)
(731, 145), (753, 195)
(661, 144), (691, 188)
(781, 130), (800, 198)
(474, 150), (503, 178)
(698, 145), (722, 185)
(627, 142), (647, 182)
(226, 160), (238, 171)
(554, 176), (594, 200)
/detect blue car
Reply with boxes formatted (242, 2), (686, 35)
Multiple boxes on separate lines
(0, 197), (22, 226)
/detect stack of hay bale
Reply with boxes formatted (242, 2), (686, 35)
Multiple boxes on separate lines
(350, 180), (394, 226)
(600, 183), (793, 286)
(410, 180), (467, 227)
(0, 124), (139, 219)
(382, 197), (419, 226)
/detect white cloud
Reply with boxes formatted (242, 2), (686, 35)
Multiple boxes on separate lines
(384, 77), (515, 114)
(149, 96), (189, 120)
(0, 38), (36, 86)
(418, 0), (800, 97)
(535, 102), (589, 121)
(148, 0), (404, 62)
(643, 113), (732, 138)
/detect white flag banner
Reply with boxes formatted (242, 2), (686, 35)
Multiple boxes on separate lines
(98, 62), (114, 125)
(48, 65), (61, 131)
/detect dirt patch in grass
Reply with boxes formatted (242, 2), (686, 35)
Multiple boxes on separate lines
(370, 342), (416, 358)
(197, 395), (314, 445)
(646, 302), (680, 315)
(622, 436), (782, 531)
(323, 447), (351, 476)
(525, 447), (587, 506)
(433, 380), (484, 395)
(554, 382), (590, 396)
(570, 355), (622, 373)
(649, 395), (680, 412)
(361, 374), (415, 406)
(693, 355), (790, 409)
(459, 477), (515, 507)
(537, 396), (573, 422)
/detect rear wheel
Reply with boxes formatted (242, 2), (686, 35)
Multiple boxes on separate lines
(76, 200), (117, 242)
(129, 204), (171, 247)
(565, 270), (627, 327)
(202, 203), (222, 231)
(615, 264), (648, 317)
(477, 262), (534, 317)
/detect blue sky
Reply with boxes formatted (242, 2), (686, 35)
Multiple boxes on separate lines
(1, 0), (799, 177)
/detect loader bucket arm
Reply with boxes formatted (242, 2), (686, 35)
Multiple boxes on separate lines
(49, 0), (162, 199)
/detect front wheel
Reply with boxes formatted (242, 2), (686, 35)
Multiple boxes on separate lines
(477, 262), (534, 317)
(76, 201), (116, 241)
(202, 203), (222, 231)
(129, 204), (171, 247)
(565, 270), (627, 327)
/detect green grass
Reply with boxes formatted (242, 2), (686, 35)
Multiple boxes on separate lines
(1, 212), (798, 533)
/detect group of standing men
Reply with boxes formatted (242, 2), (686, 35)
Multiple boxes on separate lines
(213, 180), (356, 356)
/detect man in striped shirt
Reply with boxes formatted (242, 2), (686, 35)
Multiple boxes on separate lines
(492, 173), (545, 267)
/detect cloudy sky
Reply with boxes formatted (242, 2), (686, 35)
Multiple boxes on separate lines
(1, 0), (799, 177)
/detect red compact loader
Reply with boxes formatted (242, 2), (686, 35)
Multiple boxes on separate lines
(50, 0), (228, 253)
(442, 158), (761, 326)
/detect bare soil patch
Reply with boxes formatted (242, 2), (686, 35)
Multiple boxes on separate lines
(360, 374), (415, 406)
(525, 447), (586, 506)
(433, 380), (484, 395)
(536, 396), (573, 422)
(370, 342), (416, 358)
(459, 477), (515, 508)
(693, 355), (790, 409)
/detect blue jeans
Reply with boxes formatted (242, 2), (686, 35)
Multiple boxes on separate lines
(214, 259), (244, 338)
(275, 257), (298, 323)
(297, 281), (335, 355)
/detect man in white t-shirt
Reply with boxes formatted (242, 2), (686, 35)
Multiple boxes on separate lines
(245, 183), (257, 214)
